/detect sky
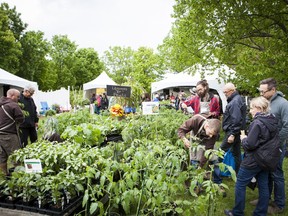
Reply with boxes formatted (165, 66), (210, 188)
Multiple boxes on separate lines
(3, 0), (175, 56)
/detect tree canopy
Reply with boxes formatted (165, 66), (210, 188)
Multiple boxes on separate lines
(0, 3), (104, 91)
(0, 3), (24, 73)
(2, 1), (288, 96)
(160, 0), (288, 95)
(102, 46), (165, 92)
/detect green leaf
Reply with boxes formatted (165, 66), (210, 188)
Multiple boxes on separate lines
(175, 207), (183, 213)
(82, 190), (89, 207)
(100, 175), (106, 186)
(175, 200), (182, 205)
(162, 208), (173, 213)
(90, 202), (98, 214)
(146, 179), (153, 189)
(76, 184), (84, 191)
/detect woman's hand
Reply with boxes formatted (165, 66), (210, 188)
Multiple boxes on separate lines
(240, 134), (247, 141)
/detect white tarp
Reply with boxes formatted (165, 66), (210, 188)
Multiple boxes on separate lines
(151, 64), (235, 112)
(83, 71), (116, 90)
(0, 68), (38, 96)
(0, 68), (70, 112)
(35, 87), (71, 112)
(83, 71), (117, 99)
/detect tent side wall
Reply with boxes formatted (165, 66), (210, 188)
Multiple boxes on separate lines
(151, 74), (227, 112)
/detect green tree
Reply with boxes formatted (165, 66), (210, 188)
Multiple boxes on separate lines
(72, 48), (104, 88)
(18, 31), (52, 90)
(50, 35), (77, 89)
(102, 46), (135, 84)
(0, 3), (25, 73)
(0, 3), (27, 41)
(102, 46), (164, 92)
(160, 0), (288, 95)
(130, 47), (164, 92)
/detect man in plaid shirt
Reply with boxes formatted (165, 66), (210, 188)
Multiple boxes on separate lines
(182, 79), (220, 118)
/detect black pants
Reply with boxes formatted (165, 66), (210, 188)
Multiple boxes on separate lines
(20, 127), (38, 147)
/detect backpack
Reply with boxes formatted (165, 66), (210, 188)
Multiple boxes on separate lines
(254, 119), (281, 171)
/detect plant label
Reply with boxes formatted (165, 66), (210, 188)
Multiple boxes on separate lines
(24, 159), (43, 173)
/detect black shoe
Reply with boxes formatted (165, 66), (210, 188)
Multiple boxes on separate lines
(224, 209), (233, 216)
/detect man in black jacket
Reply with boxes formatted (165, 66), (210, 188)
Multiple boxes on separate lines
(220, 83), (247, 174)
(0, 89), (24, 175)
(19, 85), (39, 147)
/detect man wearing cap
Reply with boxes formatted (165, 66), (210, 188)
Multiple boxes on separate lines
(19, 85), (39, 147)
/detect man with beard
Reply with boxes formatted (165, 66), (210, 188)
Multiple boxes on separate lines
(182, 79), (220, 118)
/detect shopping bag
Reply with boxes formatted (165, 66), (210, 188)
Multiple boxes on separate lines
(220, 149), (235, 177)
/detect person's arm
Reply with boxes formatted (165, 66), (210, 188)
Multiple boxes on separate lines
(33, 99), (39, 123)
(209, 97), (220, 118)
(228, 101), (243, 135)
(184, 97), (194, 107)
(178, 117), (196, 148)
(13, 105), (24, 124)
(241, 121), (261, 151)
(279, 101), (288, 145)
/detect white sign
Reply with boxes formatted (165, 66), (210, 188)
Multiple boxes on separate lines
(24, 159), (43, 173)
(142, 102), (160, 115)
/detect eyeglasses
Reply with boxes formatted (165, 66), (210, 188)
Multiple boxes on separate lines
(259, 89), (270, 95)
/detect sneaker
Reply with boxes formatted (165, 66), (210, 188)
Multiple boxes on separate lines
(250, 199), (279, 207)
(249, 199), (258, 206)
(224, 209), (233, 216)
(268, 206), (284, 214)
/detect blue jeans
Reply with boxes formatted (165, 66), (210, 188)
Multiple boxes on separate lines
(268, 142), (286, 209)
(94, 105), (101, 115)
(233, 166), (269, 216)
(213, 164), (222, 184)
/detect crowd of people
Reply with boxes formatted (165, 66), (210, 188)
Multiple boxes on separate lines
(175, 78), (287, 216)
(0, 78), (287, 215)
(89, 92), (109, 114)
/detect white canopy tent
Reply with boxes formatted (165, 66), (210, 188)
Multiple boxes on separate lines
(151, 65), (235, 112)
(83, 71), (117, 98)
(0, 67), (38, 97)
